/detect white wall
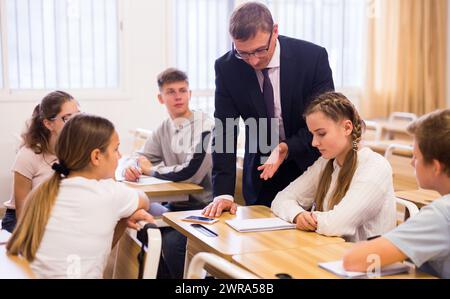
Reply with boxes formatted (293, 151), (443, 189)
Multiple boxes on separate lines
(0, 0), (169, 202)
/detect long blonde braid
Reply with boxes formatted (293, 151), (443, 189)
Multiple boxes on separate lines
(304, 92), (365, 211)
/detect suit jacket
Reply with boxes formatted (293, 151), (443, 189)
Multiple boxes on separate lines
(212, 35), (335, 206)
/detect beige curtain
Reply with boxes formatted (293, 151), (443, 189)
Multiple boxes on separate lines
(363, 0), (448, 118)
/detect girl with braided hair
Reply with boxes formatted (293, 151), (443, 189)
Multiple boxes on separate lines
(271, 92), (396, 242)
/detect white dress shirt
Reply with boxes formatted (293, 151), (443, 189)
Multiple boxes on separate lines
(255, 39), (286, 141)
(271, 147), (397, 242)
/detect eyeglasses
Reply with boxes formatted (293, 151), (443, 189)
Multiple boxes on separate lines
(233, 30), (273, 60)
(50, 111), (81, 123)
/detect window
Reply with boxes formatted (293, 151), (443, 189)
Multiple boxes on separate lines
(172, 0), (234, 116)
(172, 0), (366, 115)
(267, 0), (366, 88)
(0, 34), (3, 88)
(1, 0), (120, 90)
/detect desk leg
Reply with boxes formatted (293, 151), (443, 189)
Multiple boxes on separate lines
(183, 243), (191, 279)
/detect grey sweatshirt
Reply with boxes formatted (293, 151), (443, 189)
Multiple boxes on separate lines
(137, 111), (214, 209)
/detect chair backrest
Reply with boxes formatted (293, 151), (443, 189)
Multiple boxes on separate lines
(363, 120), (382, 143)
(388, 112), (418, 123)
(384, 144), (418, 191)
(112, 225), (161, 279)
(186, 252), (259, 279)
(395, 197), (419, 224)
(130, 128), (152, 153)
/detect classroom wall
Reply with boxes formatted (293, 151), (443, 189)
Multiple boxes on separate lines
(0, 0), (169, 204)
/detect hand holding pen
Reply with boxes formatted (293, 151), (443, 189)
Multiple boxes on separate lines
(123, 156), (153, 182)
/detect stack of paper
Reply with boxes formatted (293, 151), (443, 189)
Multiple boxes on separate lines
(318, 260), (410, 278)
(225, 218), (296, 232)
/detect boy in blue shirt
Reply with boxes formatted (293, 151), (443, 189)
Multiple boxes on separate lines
(343, 109), (450, 279)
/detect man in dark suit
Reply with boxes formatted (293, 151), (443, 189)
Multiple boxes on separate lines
(203, 2), (334, 217)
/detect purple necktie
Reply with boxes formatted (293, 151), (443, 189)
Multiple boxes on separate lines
(262, 68), (275, 120)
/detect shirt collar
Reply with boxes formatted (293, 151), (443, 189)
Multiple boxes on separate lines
(332, 147), (367, 170)
(333, 158), (341, 170)
(266, 39), (280, 69)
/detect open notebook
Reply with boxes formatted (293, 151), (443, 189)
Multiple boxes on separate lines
(122, 175), (173, 186)
(318, 260), (411, 278)
(225, 218), (296, 233)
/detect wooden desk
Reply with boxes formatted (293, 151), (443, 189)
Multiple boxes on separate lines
(124, 181), (203, 202)
(0, 246), (35, 279)
(232, 242), (435, 279)
(117, 156), (203, 202)
(376, 120), (412, 140)
(163, 206), (344, 277)
(396, 189), (441, 209)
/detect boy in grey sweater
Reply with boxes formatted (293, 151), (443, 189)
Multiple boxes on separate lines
(124, 68), (213, 278)
(124, 69), (213, 211)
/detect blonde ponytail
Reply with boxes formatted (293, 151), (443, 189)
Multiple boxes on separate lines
(7, 173), (62, 261)
(7, 113), (115, 261)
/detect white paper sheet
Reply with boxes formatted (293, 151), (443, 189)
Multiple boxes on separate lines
(318, 260), (410, 278)
(225, 218), (296, 232)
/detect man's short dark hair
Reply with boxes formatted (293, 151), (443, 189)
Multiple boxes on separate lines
(229, 2), (274, 41)
(157, 68), (189, 90)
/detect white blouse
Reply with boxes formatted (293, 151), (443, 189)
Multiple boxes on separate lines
(271, 147), (397, 242)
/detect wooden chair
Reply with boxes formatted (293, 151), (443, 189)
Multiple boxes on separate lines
(129, 128), (152, 153)
(362, 120), (385, 154)
(186, 252), (259, 279)
(384, 144), (418, 191)
(388, 112), (418, 123)
(107, 224), (161, 279)
(384, 112), (417, 141)
(362, 119), (413, 156)
(114, 128), (152, 180)
(363, 120), (382, 143)
(395, 197), (420, 225)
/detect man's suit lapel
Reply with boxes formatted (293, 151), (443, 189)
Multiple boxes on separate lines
(279, 37), (296, 137)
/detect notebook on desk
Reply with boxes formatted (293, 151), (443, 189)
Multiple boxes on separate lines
(318, 260), (410, 278)
(122, 175), (173, 186)
(225, 218), (296, 233)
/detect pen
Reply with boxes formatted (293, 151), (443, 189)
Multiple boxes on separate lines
(191, 224), (218, 237)
(136, 158), (141, 183)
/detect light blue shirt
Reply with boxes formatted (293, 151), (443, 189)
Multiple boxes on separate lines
(384, 194), (450, 278)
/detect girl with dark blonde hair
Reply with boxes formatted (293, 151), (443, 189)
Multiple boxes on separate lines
(272, 92), (396, 242)
(2, 91), (79, 232)
(7, 114), (154, 278)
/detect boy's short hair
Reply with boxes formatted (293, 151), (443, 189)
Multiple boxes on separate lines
(157, 68), (189, 90)
(407, 109), (450, 176)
